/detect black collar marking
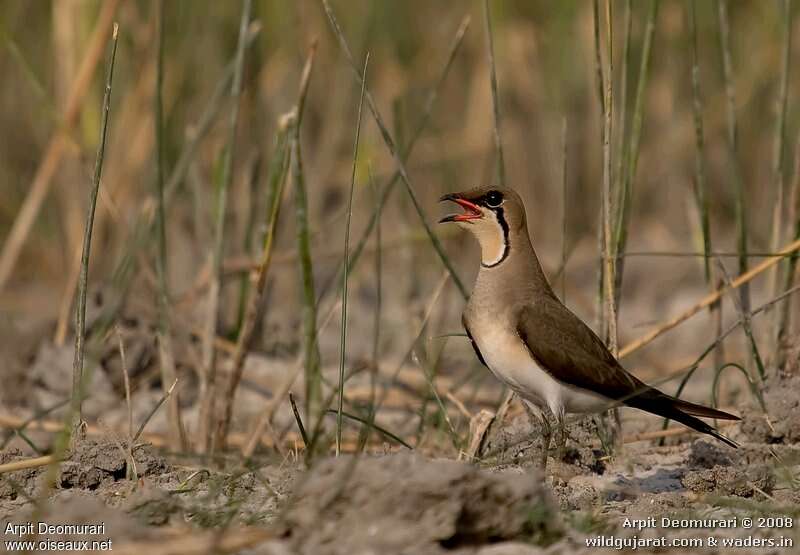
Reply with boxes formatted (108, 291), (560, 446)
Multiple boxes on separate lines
(481, 206), (510, 268)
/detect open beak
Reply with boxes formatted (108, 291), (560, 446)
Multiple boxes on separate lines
(438, 193), (483, 223)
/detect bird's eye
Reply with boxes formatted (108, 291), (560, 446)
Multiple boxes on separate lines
(485, 190), (503, 208)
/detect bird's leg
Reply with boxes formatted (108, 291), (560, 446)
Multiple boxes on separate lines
(522, 401), (550, 469)
(554, 409), (566, 462)
(539, 412), (552, 469)
(610, 408), (623, 456)
(596, 408), (623, 457)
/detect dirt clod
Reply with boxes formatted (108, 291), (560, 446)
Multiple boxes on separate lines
(681, 464), (774, 498)
(124, 484), (183, 526)
(283, 453), (560, 555)
(481, 413), (605, 474)
(741, 374), (800, 444)
(10, 490), (157, 544)
(687, 440), (734, 469)
(59, 439), (168, 490)
(0, 448), (43, 500)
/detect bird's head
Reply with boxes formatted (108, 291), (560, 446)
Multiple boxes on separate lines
(439, 186), (527, 268)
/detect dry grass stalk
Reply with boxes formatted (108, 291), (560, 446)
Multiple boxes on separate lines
(70, 22), (120, 438)
(111, 527), (273, 555)
(666, 283), (800, 408)
(769, 0), (792, 357)
(620, 420), (737, 445)
(777, 133), (800, 351)
(114, 325), (136, 478)
(48, 0), (83, 345)
(198, 0), (252, 454)
(592, 0), (606, 334)
(619, 236), (800, 358)
(53, 245), (82, 346)
(446, 391), (472, 420)
(461, 409), (495, 461)
(489, 390), (515, 438)
(0, 413), (299, 452)
(560, 117), (568, 302)
(0, 455), (57, 475)
(600, 0), (616, 354)
(0, 0), (121, 292)
(134, 378), (179, 443)
(241, 299), (341, 458)
(597, 0), (621, 451)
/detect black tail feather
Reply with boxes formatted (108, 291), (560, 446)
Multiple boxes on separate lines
(626, 394), (739, 448)
(667, 409), (739, 449)
(671, 397), (741, 421)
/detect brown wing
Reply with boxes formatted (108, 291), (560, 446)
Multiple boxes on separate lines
(515, 296), (652, 402)
(516, 295), (740, 448)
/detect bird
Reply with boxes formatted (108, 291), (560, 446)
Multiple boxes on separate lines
(439, 186), (739, 466)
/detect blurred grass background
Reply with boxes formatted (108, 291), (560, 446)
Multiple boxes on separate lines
(0, 0), (798, 454)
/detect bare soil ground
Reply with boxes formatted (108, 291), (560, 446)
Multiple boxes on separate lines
(2, 353), (800, 554)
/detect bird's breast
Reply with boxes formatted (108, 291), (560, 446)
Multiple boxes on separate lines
(466, 314), (555, 408)
(465, 310), (608, 415)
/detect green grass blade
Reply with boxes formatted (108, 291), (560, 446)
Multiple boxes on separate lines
(89, 26), (260, 344)
(290, 393), (310, 449)
(717, 0), (751, 313)
(337, 53), (369, 456)
(321, 0), (468, 299)
(153, 0), (187, 451)
(613, 0), (659, 306)
(71, 23), (119, 438)
(483, 0), (505, 187)
(198, 0), (252, 453)
(687, 0), (712, 284)
(313, 16), (469, 311)
(293, 117), (322, 424)
(325, 410), (412, 450)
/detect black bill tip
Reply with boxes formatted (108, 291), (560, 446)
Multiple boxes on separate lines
(439, 193), (460, 223)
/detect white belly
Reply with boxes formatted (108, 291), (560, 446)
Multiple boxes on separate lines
(474, 324), (607, 415)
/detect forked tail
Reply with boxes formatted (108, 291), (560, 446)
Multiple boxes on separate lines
(626, 391), (740, 448)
